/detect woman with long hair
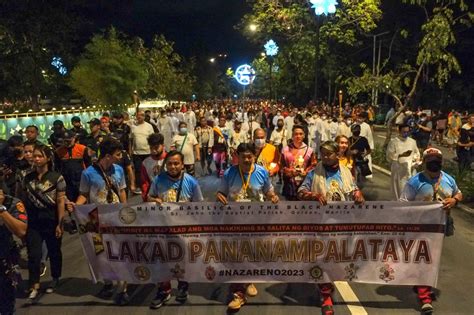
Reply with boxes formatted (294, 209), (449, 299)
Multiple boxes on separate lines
(23, 144), (66, 301)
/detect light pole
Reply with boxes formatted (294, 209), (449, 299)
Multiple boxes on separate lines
(338, 90), (343, 118)
(264, 39), (279, 101)
(309, 0), (338, 102)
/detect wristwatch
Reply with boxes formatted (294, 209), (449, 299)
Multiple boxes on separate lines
(0, 205), (6, 213)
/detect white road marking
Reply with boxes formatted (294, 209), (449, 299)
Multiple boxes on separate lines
(334, 281), (368, 315)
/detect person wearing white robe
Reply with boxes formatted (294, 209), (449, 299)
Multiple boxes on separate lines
(183, 110), (197, 135)
(158, 112), (176, 151)
(358, 112), (375, 177)
(386, 124), (420, 200)
(337, 118), (352, 138)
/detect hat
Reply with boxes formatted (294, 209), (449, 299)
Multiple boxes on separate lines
(423, 148), (442, 160)
(53, 120), (64, 127)
(71, 116), (81, 123)
(88, 118), (101, 126)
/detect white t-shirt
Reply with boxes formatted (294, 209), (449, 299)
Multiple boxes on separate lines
(270, 128), (287, 146)
(131, 122), (155, 155)
(172, 133), (198, 165)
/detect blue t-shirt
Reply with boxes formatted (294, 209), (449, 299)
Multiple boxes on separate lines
(79, 164), (126, 204)
(219, 164), (273, 202)
(298, 167), (357, 201)
(148, 172), (203, 202)
(400, 171), (460, 202)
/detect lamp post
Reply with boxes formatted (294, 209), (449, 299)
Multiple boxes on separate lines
(309, 0), (338, 102)
(264, 39), (279, 101)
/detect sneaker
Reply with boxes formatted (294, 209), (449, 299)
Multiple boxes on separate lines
(133, 188), (142, 195)
(114, 291), (130, 306)
(227, 293), (246, 310)
(245, 283), (258, 297)
(421, 303), (434, 314)
(40, 263), (47, 277)
(98, 283), (115, 298)
(150, 291), (171, 309)
(175, 287), (188, 303)
(46, 278), (60, 294)
(28, 288), (39, 303)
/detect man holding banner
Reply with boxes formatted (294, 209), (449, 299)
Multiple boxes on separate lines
(400, 147), (462, 315)
(70, 138), (130, 305)
(147, 150), (204, 309)
(297, 140), (364, 315)
(216, 142), (279, 311)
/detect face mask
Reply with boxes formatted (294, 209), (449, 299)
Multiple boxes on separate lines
(254, 139), (266, 148)
(426, 160), (442, 172)
(179, 128), (187, 134)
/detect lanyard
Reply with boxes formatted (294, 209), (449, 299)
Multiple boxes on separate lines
(238, 164), (254, 193)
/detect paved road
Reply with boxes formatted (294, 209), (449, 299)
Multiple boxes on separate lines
(372, 126), (456, 161)
(14, 168), (474, 315)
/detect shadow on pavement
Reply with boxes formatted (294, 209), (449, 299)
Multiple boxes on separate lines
(265, 283), (320, 306)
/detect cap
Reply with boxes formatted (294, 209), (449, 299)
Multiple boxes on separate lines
(423, 147), (442, 160)
(53, 120), (64, 127)
(88, 118), (101, 126)
(100, 117), (110, 123)
(71, 116), (81, 123)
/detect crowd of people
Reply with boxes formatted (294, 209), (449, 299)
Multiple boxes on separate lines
(0, 99), (471, 315)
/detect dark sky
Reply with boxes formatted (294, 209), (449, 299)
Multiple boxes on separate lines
(88, 0), (258, 66)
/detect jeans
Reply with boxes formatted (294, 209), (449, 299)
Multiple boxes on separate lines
(132, 154), (150, 188)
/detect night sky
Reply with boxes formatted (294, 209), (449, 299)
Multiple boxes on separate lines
(88, 0), (258, 66)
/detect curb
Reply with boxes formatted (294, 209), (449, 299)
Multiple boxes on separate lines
(373, 163), (474, 216)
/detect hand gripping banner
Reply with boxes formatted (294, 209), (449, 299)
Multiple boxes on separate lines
(74, 201), (445, 286)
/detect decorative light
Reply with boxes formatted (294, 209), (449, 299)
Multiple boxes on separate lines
(209, 58), (215, 63)
(264, 39), (279, 57)
(41, 108), (45, 112)
(249, 24), (258, 32)
(234, 64), (256, 86)
(14, 110), (19, 113)
(72, 106), (75, 109)
(28, 109), (33, 112)
(51, 56), (68, 75)
(309, 0), (338, 16)
(62, 107), (66, 110)
(52, 107), (57, 111)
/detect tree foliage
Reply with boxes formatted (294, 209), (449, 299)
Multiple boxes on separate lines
(239, 0), (382, 102)
(69, 28), (148, 107)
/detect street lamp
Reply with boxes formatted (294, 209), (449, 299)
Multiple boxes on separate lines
(264, 39), (279, 101)
(309, 0), (338, 102)
(209, 57), (216, 63)
(249, 23), (258, 32)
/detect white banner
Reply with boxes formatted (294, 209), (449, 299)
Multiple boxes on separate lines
(74, 201), (445, 286)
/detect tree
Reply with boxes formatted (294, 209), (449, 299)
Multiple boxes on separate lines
(0, 0), (88, 108)
(144, 35), (196, 102)
(238, 0), (382, 103)
(69, 28), (148, 107)
(345, 0), (473, 147)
